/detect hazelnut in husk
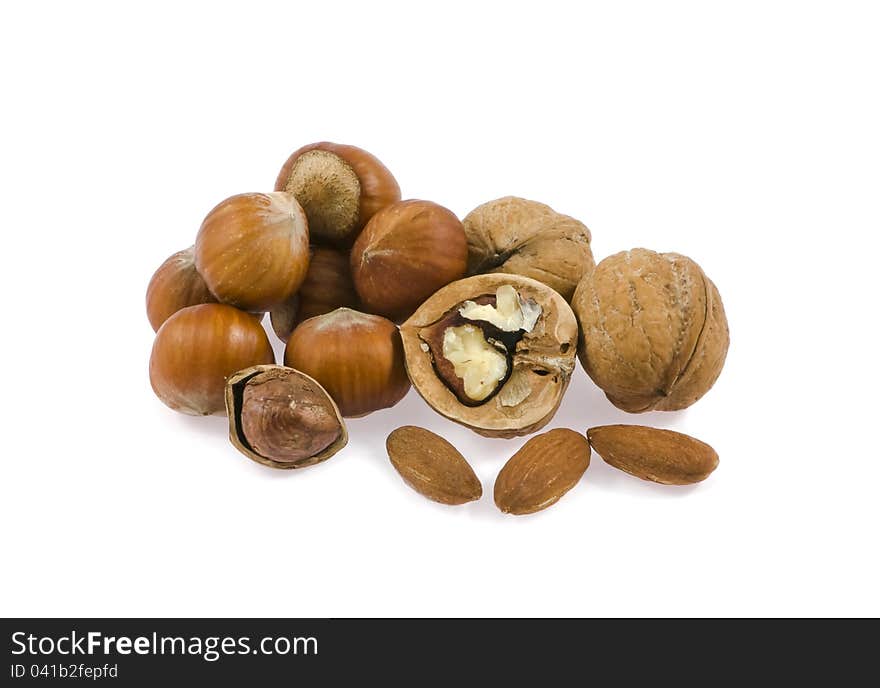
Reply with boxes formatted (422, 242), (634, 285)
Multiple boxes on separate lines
(284, 308), (411, 417)
(145, 246), (217, 331)
(269, 247), (360, 342)
(400, 274), (578, 438)
(571, 248), (729, 412)
(195, 192), (310, 312)
(226, 365), (347, 469)
(149, 303), (275, 416)
(462, 196), (594, 301)
(275, 142), (401, 246)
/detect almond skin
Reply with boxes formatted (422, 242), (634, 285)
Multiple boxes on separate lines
(494, 428), (591, 515)
(587, 425), (718, 485)
(386, 426), (482, 505)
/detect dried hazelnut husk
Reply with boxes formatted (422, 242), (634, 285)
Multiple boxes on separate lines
(226, 365), (347, 469)
(195, 192), (310, 312)
(462, 196), (594, 301)
(275, 142), (401, 246)
(269, 247), (360, 342)
(149, 304), (275, 416)
(571, 248), (729, 412)
(145, 246), (217, 331)
(350, 199), (468, 321)
(400, 274), (578, 438)
(284, 308), (411, 417)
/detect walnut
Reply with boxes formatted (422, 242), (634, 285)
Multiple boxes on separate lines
(571, 248), (729, 412)
(462, 197), (594, 301)
(401, 274), (578, 438)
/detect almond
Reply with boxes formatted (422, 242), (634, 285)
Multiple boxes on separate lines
(494, 428), (591, 515)
(586, 425), (718, 485)
(386, 426), (482, 505)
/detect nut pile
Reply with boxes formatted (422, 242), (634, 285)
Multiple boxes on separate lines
(147, 141), (729, 515)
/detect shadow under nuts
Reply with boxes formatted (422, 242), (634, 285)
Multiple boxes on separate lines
(386, 426), (481, 505)
(351, 199), (468, 321)
(587, 425), (718, 485)
(149, 304), (275, 416)
(494, 428), (591, 515)
(400, 274), (578, 438)
(462, 196), (594, 301)
(284, 308), (410, 417)
(275, 142), (401, 246)
(226, 365), (347, 469)
(572, 248), (729, 413)
(195, 192), (310, 312)
(269, 247), (360, 342)
(145, 246), (217, 332)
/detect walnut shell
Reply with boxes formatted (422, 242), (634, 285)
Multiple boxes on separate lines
(571, 248), (729, 412)
(462, 196), (594, 301)
(400, 274), (578, 438)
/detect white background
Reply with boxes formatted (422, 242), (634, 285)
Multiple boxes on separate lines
(1, 1), (878, 617)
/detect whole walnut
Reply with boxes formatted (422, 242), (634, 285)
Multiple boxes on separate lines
(462, 197), (594, 301)
(571, 248), (729, 412)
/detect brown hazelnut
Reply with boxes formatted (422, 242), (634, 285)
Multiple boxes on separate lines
(400, 274), (578, 438)
(149, 303), (275, 415)
(226, 365), (347, 469)
(462, 197), (594, 301)
(194, 192), (310, 312)
(350, 200), (468, 321)
(269, 247), (359, 342)
(283, 308), (410, 417)
(145, 246), (217, 331)
(274, 142), (401, 246)
(571, 248), (729, 412)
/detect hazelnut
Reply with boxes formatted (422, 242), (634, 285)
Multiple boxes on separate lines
(400, 274), (578, 438)
(226, 365), (347, 469)
(145, 246), (217, 331)
(275, 142), (401, 246)
(462, 196), (594, 301)
(350, 200), (468, 321)
(269, 247), (359, 342)
(194, 192), (310, 312)
(149, 303), (275, 416)
(284, 308), (410, 417)
(571, 248), (729, 412)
